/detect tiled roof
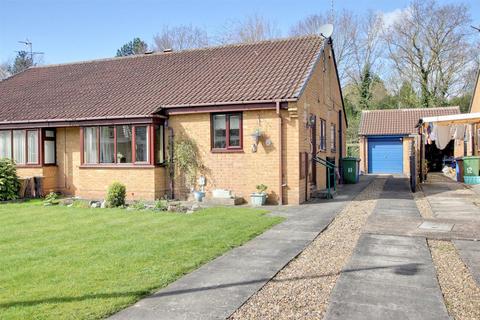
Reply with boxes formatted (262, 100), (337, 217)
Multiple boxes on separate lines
(0, 36), (323, 123)
(359, 107), (461, 136)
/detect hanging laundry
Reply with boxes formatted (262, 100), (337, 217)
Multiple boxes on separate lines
(434, 124), (452, 150)
(430, 124), (437, 141)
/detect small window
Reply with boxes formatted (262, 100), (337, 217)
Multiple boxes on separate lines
(155, 125), (164, 164)
(331, 123), (336, 151)
(0, 131), (12, 159)
(319, 119), (326, 151)
(211, 113), (242, 150)
(135, 126), (148, 162)
(43, 129), (56, 165)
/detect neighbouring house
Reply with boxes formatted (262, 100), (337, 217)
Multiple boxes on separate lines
(0, 36), (346, 205)
(469, 69), (480, 155)
(358, 107), (462, 175)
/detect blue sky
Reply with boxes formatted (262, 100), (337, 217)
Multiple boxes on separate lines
(1, 0), (479, 65)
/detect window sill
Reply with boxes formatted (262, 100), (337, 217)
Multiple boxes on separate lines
(80, 164), (158, 169)
(16, 164), (43, 168)
(211, 148), (244, 154)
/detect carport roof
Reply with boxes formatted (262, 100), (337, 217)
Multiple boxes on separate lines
(359, 107), (461, 136)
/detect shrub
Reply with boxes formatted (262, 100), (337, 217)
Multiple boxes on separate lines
(43, 192), (60, 206)
(0, 158), (20, 201)
(131, 200), (146, 210)
(256, 184), (268, 194)
(154, 199), (168, 211)
(106, 182), (126, 208)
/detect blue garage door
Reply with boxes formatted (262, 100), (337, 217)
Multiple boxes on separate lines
(368, 137), (403, 174)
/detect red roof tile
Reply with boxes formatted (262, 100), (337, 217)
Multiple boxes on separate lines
(359, 107), (461, 136)
(0, 36), (323, 123)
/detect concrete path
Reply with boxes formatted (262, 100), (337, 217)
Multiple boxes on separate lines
(454, 240), (480, 286)
(325, 177), (450, 320)
(110, 177), (374, 320)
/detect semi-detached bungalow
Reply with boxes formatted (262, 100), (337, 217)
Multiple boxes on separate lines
(0, 36), (346, 205)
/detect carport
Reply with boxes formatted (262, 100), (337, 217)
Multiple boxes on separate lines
(417, 112), (480, 182)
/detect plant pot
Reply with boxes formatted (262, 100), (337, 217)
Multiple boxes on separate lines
(193, 191), (205, 202)
(250, 193), (267, 206)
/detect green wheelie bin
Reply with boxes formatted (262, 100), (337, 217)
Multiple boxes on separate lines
(341, 157), (360, 184)
(463, 156), (480, 176)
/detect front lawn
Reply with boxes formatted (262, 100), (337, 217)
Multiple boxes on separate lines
(0, 202), (282, 319)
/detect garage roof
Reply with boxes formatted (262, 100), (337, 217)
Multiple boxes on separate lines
(359, 107), (461, 136)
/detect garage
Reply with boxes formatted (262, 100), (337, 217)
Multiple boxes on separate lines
(368, 137), (403, 173)
(359, 107), (462, 176)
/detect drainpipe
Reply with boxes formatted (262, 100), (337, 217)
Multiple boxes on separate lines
(276, 101), (284, 205)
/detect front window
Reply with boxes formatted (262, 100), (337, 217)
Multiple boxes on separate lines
(116, 125), (132, 163)
(84, 127), (98, 164)
(13, 130), (26, 164)
(43, 129), (56, 165)
(100, 126), (115, 163)
(212, 113), (242, 150)
(331, 123), (336, 151)
(135, 126), (148, 162)
(0, 131), (12, 159)
(27, 130), (39, 164)
(81, 124), (164, 165)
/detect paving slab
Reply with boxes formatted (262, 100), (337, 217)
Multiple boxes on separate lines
(325, 234), (450, 320)
(109, 176), (375, 320)
(454, 239), (480, 286)
(325, 177), (450, 320)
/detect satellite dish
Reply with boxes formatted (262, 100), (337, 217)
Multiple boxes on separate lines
(318, 24), (334, 38)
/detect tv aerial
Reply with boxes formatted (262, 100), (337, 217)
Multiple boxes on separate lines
(318, 24), (334, 39)
(17, 39), (44, 62)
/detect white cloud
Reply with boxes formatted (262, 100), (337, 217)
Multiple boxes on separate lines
(381, 7), (410, 29)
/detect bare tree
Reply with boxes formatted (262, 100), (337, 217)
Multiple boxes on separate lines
(0, 63), (10, 80)
(290, 10), (357, 84)
(153, 25), (209, 51)
(218, 14), (280, 44)
(384, 0), (473, 107)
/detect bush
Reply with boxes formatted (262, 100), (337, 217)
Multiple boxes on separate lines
(131, 200), (146, 210)
(154, 199), (168, 211)
(43, 192), (60, 206)
(256, 184), (268, 194)
(106, 182), (126, 208)
(0, 158), (20, 201)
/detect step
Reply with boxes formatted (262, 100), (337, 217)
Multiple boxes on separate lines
(312, 189), (337, 199)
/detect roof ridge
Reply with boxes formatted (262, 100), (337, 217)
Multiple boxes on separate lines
(30, 35), (323, 70)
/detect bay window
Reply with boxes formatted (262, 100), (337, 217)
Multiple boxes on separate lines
(0, 129), (43, 165)
(81, 123), (164, 166)
(211, 113), (243, 151)
(100, 126), (115, 163)
(0, 131), (11, 159)
(27, 130), (39, 164)
(135, 126), (148, 162)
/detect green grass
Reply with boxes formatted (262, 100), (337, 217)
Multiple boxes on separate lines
(0, 201), (282, 319)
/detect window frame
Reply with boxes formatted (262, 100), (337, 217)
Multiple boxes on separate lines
(80, 123), (164, 167)
(210, 112), (243, 152)
(319, 118), (327, 152)
(0, 128), (41, 167)
(42, 129), (57, 166)
(331, 123), (337, 152)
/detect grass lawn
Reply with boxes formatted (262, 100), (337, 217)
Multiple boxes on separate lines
(0, 201), (282, 320)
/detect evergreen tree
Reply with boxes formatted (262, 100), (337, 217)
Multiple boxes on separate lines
(116, 38), (148, 57)
(8, 51), (33, 74)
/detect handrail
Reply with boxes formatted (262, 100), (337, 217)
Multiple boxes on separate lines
(311, 155), (337, 199)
